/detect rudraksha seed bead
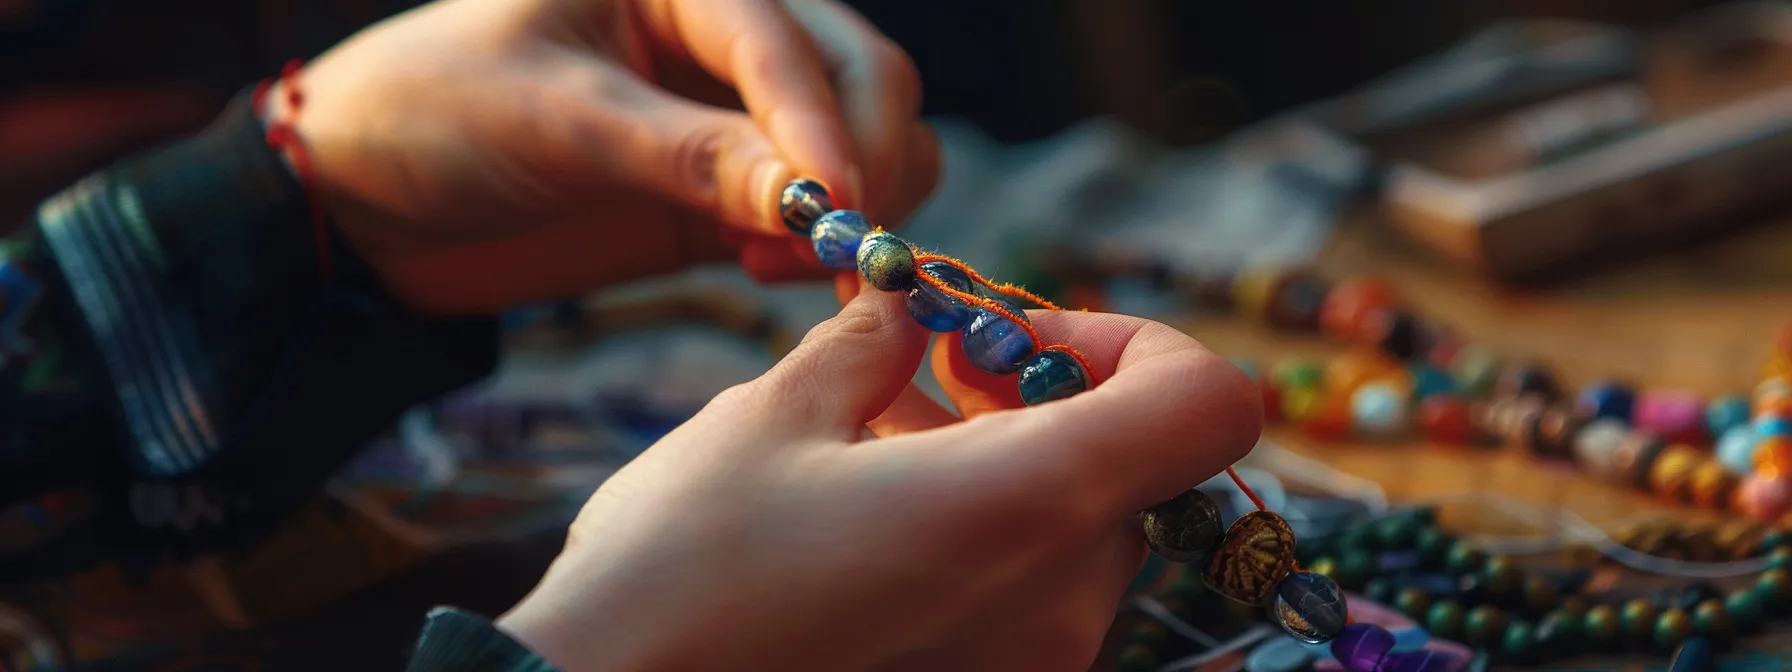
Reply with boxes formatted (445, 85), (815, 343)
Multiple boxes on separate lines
(810, 209), (873, 270)
(779, 178), (833, 233)
(906, 261), (975, 332)
(1140, 488), (1225, 564)
(1205, 510), (1298, 605)
(1017, 350), (1088, 406)
(855, 231), (915, 291)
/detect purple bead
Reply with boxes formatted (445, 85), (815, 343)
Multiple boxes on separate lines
(1379, 650), (1465, 672)
(1331, 623), (1396, 672)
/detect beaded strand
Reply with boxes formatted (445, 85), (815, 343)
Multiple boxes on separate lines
(779, 177), (1359, 650)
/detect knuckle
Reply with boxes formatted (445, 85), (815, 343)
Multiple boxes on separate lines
(669, 122), (732, 207)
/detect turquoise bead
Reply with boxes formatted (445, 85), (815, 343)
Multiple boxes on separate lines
(1351, 381), (1410, 437)
(1707, 395), (1751, 437)
(1758, 416), (1792, 439)
(1017, 350), (1088, 406)
(906, 261), (975, 332)
(1716, 426), (1760, 474)
(810, 210), (873, 270)
(779, 178), (833, 233)
(962, 307), (1036, 375)
(1408, 364), (1456, 400)
(855, 231), (916, 292)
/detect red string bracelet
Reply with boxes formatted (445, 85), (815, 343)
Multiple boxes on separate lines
(252, 59), (334, 281)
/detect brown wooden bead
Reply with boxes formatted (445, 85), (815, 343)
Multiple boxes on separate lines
(1204, 510), (1298, 606)
(1690, 460), (1740, 511)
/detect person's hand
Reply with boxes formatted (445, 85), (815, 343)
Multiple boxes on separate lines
(272, 0), (939, 314)
(494, 288), (1262, 671)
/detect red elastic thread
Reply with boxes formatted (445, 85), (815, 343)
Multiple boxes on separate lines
(254, 59), (334, 280)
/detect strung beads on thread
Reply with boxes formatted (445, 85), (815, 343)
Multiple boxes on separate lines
(774, 179), (1319, 642)
(812, 210), (874, 270)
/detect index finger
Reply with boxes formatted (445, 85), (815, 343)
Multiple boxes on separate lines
(906, 312), (1263, 517)
(636, 0), (862, 205)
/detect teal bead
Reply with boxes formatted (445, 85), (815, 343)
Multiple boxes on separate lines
(1363, 578), (1395, 605)
(1017, 350), (1089, 406)
(1707, 394), (1752, 437)
(1535, 609), (1580, 656)
(1716, 426), (1760, 474)
(1376, 514), (1422, 550)
(1726, 588), (1766, 633)
(1408, 364), (1457, 400)
(1337, 521), (1382, 553)
(1337, 549), (1379, 591)
(810, 209), (873, 270)
(854, 231), (916, 292)
(1500, 620), (1537, 662)
(1445, 540), (1487, 575)
(1426, 601), (1467, 639)
(1415, 527), (1453, 567)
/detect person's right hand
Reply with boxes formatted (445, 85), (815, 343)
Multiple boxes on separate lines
(495, 287), (1262, 671)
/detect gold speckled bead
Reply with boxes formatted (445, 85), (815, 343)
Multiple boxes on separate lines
(1231, 266), (1296, 323)
(1689, 460), (1740, 510)
(1204, 510), (1298, 605)
(1647, 444), (1704, 502)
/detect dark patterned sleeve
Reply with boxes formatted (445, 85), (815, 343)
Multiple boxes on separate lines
(0, 88), (500, 576)
(407, 608), (559, 672)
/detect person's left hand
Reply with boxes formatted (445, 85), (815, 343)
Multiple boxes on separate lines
(272, 0), (939, 314)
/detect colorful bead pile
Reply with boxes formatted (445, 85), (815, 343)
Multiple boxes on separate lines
(1114, 508), (1792, 672)
(1049, 258), (1792, 523)
(776, 179), (1344, 645)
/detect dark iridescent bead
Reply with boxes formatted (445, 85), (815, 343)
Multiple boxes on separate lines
(1583, 605), (1622, 649)
(1140, 489), (1224, 564)
(1445, 540), (1486, 575)
(779, 178), (833, 233)
(1337, 550), (1378, 591)
(1521, 574), (1560, 616)
(1535, 609), (1580, 656)
(1272, 571), (1348, 643)
(906, 261), (975, 332)
(1464, 605), (1507, 647)
(1394, 587), (1431, 618)
(1482, 555), (1523, 599)
(1425, 600), (1466, 639)
(1757, 568), (1792, 609)
(1266, 275), (1331, 332)
(855, 231), (916, 292)
(1500, 621), (1537, 663)
(1116, 644), (1157, 672)
(1692, 599), (1732, 642)
(1369, 310), (1424, 361)
(1622, 598), (1660, 643)
(1376, 514), (1422, 549)
(1363, 578), (1395, 605)
(1415, 527), (1453, 568)
(1577, 380), (1637, 421)
(1330, 623), (1396, 672)
(1654, 609), (1694, 653)
(1498, 362), (1562, 402)
(961, 307), (1035, 375)
(1017, 350), (1088, 406)
(810, 210), (873, 270)
(1726, 588), (1765, 634)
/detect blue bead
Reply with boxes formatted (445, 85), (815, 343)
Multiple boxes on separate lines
(779, 178), (833, 233)
(1407, 364), (1457, 401)
(1273, 572), (1348, 644)
(1716, 426), (1759, 474)
(1018, 350), (1089, 405)
(1576, 381), (1636, 422)
(962, 307), (1036, 375)
(906, 261), (975, 332)
(1758, 416), (1792, 439)
(1707, 394), (1752, 437)
(810, 210), (873, 270)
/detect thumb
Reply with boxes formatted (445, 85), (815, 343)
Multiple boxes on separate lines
(723, 284), (930, 441)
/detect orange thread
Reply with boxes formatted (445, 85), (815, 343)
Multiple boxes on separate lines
(913, 253), (1065, 311)
(1224, 466), (1269, 512)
